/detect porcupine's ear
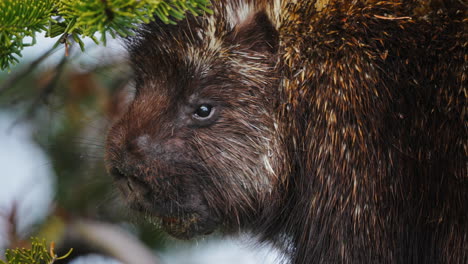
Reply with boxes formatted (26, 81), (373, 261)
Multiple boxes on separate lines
(226, 11), (279, 54)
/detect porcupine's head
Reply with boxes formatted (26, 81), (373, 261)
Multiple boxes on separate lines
(105, 2), (282, 239)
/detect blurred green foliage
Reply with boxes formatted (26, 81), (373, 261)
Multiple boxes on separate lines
(0, 40), (168, 260)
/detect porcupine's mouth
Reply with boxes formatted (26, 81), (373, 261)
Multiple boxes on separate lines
(110, 167), (219, 239)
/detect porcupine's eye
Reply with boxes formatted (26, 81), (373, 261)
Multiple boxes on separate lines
(193, 104), (214, 119)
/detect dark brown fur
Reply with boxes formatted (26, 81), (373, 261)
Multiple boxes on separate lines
(105, 0), (467, 263)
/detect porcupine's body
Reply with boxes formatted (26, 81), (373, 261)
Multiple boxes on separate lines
(105, 0), (467, 263)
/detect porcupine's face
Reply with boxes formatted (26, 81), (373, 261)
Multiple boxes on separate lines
(105, 10), (280, 239)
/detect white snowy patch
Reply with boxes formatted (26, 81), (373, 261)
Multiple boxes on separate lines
(160, 236), (282, 264)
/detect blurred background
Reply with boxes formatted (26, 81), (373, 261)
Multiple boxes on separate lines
(0, 33), (280, 264)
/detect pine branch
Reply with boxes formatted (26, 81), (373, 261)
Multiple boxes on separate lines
(0, 0), (55, 71)
(0, 0), (212, 71)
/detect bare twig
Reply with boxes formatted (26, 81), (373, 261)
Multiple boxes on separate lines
(9, 49), (70, 128)
(0, 45), (59, 96)
(70, 219), (161, 264)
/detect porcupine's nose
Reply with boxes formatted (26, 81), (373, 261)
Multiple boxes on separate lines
(106, 130), (164, 179)
(107, 134), (161, 200)
(125, 134), (164, 159)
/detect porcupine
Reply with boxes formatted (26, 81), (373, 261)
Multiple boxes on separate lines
(105, 0), (467, 263)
